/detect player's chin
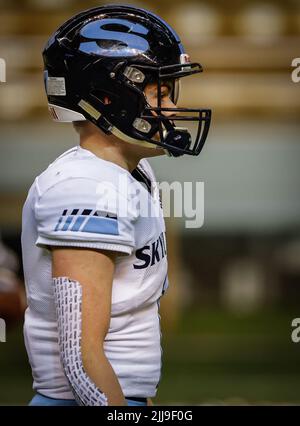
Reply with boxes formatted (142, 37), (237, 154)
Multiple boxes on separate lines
(140, 144), (165, 158)
(152, 146), (166, 157)
(151, 134), (167, 156)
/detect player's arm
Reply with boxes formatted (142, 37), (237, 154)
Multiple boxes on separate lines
(52, 246), (126, 406)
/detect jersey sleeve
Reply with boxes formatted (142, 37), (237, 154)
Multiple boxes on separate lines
(35, 177), (138, 255)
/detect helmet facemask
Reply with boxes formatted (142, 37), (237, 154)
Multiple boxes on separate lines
(106, 61), (211, 157)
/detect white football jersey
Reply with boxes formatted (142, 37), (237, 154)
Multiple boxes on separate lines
(21, 145), (168, 399)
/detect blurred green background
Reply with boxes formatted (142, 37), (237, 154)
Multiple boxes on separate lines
(2, 308), (300, 405)
(1, 0), (300, 405)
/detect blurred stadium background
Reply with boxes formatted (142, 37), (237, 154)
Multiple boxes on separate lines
(1, 0), (300, 405)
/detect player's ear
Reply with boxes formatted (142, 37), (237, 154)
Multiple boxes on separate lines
(103, 96), (111, 105)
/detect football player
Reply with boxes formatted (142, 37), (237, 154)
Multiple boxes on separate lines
(21, 5), (211, 406)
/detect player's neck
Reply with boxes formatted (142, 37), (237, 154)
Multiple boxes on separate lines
(78, 124), (140, 172)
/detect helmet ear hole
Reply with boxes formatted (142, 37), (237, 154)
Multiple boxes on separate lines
(90, 89), (116, 106)
(103, 96), (111, 105)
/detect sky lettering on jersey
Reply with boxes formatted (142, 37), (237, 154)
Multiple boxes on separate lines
(133, 232), (167, 269)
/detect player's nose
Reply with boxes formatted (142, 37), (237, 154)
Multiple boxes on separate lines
(162, 97), (177, 117)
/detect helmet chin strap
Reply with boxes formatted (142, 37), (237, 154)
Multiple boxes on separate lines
(111, 124), (190, 158)
(48, 104), (187, 157)
(110, 127), (160, 150)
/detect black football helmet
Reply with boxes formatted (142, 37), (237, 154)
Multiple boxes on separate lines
(43, 4), (211, 157)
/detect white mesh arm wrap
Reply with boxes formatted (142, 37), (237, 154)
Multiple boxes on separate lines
(53, 277), (108, 406)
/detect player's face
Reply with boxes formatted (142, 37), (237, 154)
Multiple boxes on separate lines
(144, 81), (176, 112)
(108, 82), (179, 160)
(144, 81), (177, 142)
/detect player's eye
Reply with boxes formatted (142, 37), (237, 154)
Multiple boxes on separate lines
(161, 86), (171, 98)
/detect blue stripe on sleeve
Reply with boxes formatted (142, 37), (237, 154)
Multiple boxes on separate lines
(54, 216), (63, 232)
(81, 217), (119, 235)
(70, 216), (86, 232)
(61, 216), (73, 231)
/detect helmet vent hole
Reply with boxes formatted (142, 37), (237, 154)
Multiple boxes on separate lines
(102, 23), (130, 33)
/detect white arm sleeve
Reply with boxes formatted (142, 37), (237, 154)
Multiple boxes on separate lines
(35, 177), (137, 254)
(53, 276), (108, 406)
